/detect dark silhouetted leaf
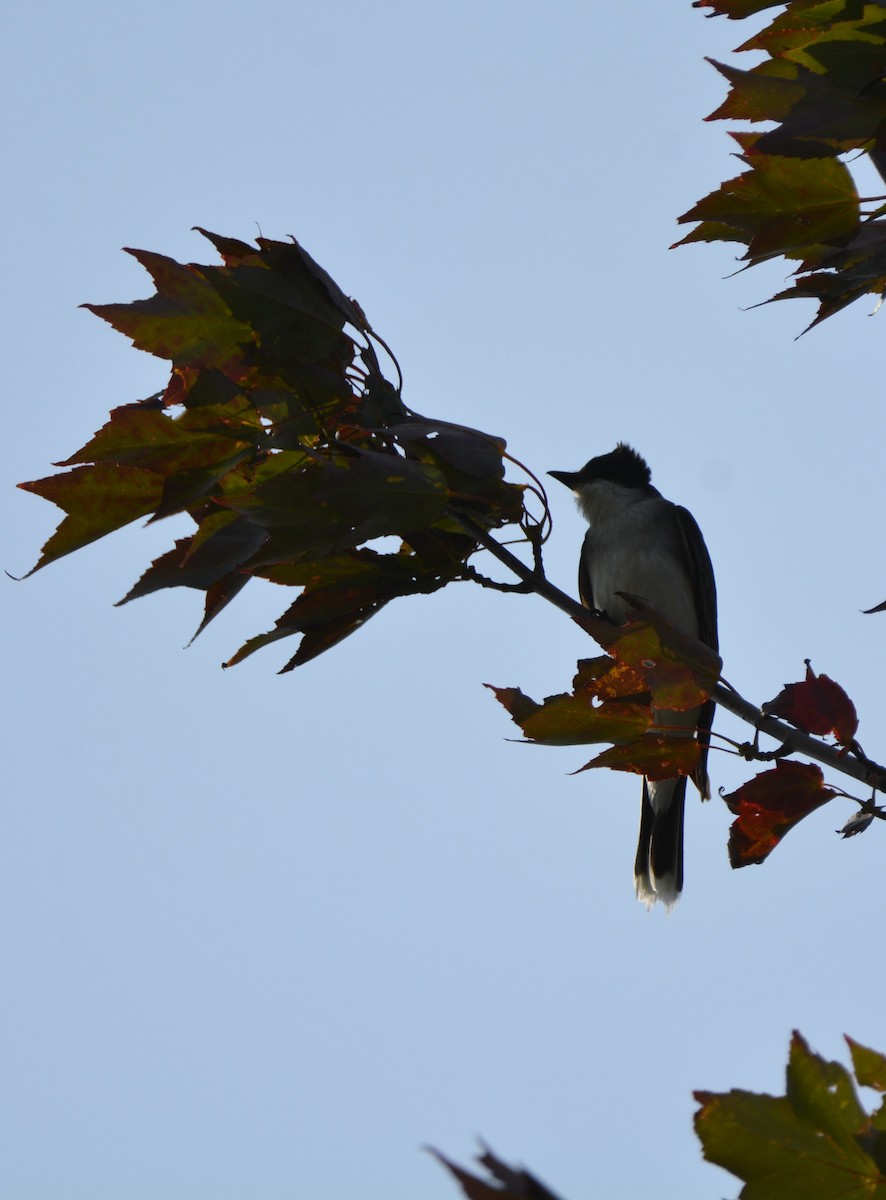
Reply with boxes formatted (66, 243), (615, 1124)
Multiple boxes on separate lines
(225, 546), (456, 671)
(430, 1145), (564, 1200)
(838, 810), (875, 839)
(117, 516), (267, 605)
(16, 231), (537, 668)
(692, 0), (785, 17)
(723, 760), (837, 868)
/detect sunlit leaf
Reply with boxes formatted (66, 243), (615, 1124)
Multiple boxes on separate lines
(485, 681), (650, 747)
(695, 1031), (886, 1199)
(606, 598), (722, 710)
(575, 735), (700, 780)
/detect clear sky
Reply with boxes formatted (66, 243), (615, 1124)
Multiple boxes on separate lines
(4, 4), (885, 1199)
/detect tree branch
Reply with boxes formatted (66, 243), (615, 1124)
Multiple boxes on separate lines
(455, 514), (886, 796)
(712, 685), (886, 793)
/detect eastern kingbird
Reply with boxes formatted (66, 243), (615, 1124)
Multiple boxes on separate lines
(549, 444), (718, 909)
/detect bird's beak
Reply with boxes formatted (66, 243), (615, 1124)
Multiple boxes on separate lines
(548, 469), (580, 489)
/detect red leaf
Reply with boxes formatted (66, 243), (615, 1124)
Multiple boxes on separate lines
(723, 760), (837, 868)
(764, 660), (859, 745)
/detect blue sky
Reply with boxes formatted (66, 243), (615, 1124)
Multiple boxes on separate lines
(4, 4), (886, 1198)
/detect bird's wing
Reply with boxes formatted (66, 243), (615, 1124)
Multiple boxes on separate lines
(674, 504), (719, 797)
(577, 528), (595, 611)
(674, 505), (718, 653)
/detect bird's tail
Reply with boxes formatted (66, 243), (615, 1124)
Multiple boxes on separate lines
(634, 776), (686, 910)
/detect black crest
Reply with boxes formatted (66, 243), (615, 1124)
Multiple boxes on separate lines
(549, 443), (651, 491)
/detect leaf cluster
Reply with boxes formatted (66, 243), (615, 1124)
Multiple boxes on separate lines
(19, 231), (527, 670)
(677, 0), (886, 331)
(487, 596), (721, 785)
(18, 227), (885, 873)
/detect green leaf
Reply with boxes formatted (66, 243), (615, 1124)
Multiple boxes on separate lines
(19, 466), (164, 573)
(57, 401), (259, 467)
(740, 4), (886, 64)
(786, 1033), (869, 1149)
(695, 1031), (886, 1200)
(706, 57), (805, 125)
(847, 1038), (886, 1094)
(676, 146), (860, 264)
(84, 250), (255, 370)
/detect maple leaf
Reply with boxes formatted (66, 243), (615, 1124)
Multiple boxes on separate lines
(763, 660), (859, 746)
(723, 760), (837, 868)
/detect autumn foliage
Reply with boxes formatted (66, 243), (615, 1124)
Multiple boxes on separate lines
(678, 0), (886, 331)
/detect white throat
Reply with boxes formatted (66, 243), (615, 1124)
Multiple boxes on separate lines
(574, 479), (654, 526)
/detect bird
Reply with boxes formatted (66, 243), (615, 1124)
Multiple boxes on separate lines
(548, 443), (718, 909)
